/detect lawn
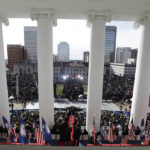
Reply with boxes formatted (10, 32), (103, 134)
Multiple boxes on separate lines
(83, 84), (88, 94)
(56, 84), (88, 95)
(56, 84), (64, 95)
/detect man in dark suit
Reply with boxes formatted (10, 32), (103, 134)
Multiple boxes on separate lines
(73, 125), (81, 146)
(0, 125), (3, 138)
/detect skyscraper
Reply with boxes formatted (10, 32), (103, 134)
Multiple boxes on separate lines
(23, 26), (116, 63)
(57, 42), (70, 61)
(105, 26), (117, 64)
(131, 49), (138, 59)
(83, 51), (89, 62)
(24, 26), (37, 63)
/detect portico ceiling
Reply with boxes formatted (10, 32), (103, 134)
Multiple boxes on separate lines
(0, 0), (150, 21)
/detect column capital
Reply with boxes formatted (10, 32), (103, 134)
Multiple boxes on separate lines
(87, 10), (112, 27)
(134, 12), (150, 29)
(0, 17), (9, 26)
(31, 8), (57, 26)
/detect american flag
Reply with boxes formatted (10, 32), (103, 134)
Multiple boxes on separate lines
(42, 117), (51, 143)
(34, 123), (45, 144)
(128, 118), (135, 140)
(10, 124), (17, 142)
(92, 117), (96, 144)
(140, 118), (145, 142)
(108, 121), (114, 143)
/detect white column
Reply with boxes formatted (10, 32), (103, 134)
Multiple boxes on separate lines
(130, 15), (150, 127)
(31, 9), (56, 129)
(86, 12), (111, 134)
(0, 18), (10, 124)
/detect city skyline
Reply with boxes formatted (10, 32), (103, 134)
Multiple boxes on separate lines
(3, 18), (140, 60)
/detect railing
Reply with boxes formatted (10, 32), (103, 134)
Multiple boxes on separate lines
(0, 133), (150, 146)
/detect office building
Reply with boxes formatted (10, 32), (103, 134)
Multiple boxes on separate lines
(105, 26), (117, 63)
(57, 42), (70, 61)
(115, 47), (132, 64)
(24, 26), (37, 63)
(110, 63), (136, 77)
(83, 51), (89, 62)
(7, 44), (27, 69)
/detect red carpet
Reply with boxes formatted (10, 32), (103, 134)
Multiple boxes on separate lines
(69, 115), (75, 141)
(57, 141), (65, 146)
(58, 114), (76, 146)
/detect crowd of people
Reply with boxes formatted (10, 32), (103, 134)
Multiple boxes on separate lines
(0, 109), (150, 145)
(5, 72), (148, 146)
(54, 74), (134, 102)
(103, 74), (134, 102)
(61, 79), (84, 101)
(7, 74), (17, 99)
(10, 110), (39, 134)
(7, 72), (135, 104)
(7, 73), (38, 103)
(18, 73), (38, 102)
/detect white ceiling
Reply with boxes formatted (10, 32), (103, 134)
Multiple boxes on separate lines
(0, 0), (150, 21)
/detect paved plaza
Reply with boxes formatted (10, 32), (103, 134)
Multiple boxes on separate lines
(11, 100), (120, 112)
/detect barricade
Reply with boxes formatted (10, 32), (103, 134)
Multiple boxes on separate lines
(0, 134), (150, 147)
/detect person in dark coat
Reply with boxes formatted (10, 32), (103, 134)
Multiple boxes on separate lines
(4, 128), (8, 137)
(73, 125), (81, 146)
(60, 121), (68, 141)
(59, 122), (64, 141)
(0, 125), (3, 138)
(135, 126), (141, 139)
(135, 126), (141, 135)
(64, 126), (72, 146)
(30, 133), (36, 143)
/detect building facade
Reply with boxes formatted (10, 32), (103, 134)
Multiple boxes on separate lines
(57, 42), (70, 62)
(115, 47), (132, 64)
(24, 26), (37, 63)
(110, 63), (136, 76)
(7, 44), (27, 69)
(53, 54), (57, 62)
(105, 26), (117, 64)
(54, 61), (88, 83)
(127, 58), (137, 64)
(131, 48), (138, 59)
(83, 51), (89, 62)
(12, 61), (110, 85)
(12, 61), (88, 84)
(13, 63), (37, 74)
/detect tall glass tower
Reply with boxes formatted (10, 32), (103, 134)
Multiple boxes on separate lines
(105, 26), (117, 64)
(24, 26), (37, 63)
(57, 42), (70, 61)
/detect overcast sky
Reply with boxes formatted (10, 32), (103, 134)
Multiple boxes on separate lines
(3, 18), (140, 60)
